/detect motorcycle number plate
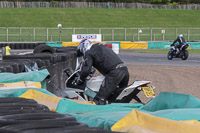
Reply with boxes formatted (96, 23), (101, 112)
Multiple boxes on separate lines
(142, 86), (155, 98)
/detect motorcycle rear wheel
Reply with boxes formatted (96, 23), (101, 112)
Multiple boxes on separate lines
(167, 51), (173, 60)
(181, 50), (189, 60)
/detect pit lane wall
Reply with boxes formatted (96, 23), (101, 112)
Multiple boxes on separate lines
(1, 41), (200, 50)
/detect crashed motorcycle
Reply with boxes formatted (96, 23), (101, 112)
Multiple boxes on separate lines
(167, 43), (190, 60)
(64, 59), (155, 104)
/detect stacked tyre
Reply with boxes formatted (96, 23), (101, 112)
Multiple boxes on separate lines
(2, 45), (77, 97)
(0, 43), (44, 49)
(0, 97), (115, 133)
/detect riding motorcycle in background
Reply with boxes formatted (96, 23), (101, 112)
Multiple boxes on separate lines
(167, 43), (190, 60)
(64, 58), (155, 104)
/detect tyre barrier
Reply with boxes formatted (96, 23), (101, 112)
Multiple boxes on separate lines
(0, 97), (116, 133)
(0, 59), (40, 73)
(0, 43), (45, 50)
(33, 44), (55, 54)
(2, 45), (77, 97)
(0, 97), (38, 104)
(0, 97), (50, 116)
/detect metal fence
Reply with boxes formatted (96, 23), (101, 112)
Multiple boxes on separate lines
(0, 27), (200, 42)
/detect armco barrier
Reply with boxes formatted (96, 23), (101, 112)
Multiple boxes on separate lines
(45, 41), (62, 47)
(148, 41), (200, 49)
(189, 42), (200, 49)
(106, 42), (121, 48)
(2, 47), (77, 97)
(148, 41), (171, 49)
(121, 41), (148, 49)
(1, 41), (200, 51)
(62, 42), (107, 47)
(62, 42), (79, 47)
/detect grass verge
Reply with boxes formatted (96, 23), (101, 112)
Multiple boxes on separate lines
(0, 8), (199, 28)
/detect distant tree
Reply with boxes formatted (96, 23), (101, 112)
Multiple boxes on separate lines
(0, 0), (199, 4)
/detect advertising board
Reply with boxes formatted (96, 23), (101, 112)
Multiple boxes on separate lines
(72, 34), (102, 42)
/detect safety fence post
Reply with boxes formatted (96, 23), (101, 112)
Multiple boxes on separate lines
(112, 28), (114, 41)
(6, 28), (8, 42)
(20, 28), (22, 42)
(124, 28), (126, 41)
(47, 28), (48, 41)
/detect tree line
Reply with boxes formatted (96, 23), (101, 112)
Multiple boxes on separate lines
(0, 0), (199, 4)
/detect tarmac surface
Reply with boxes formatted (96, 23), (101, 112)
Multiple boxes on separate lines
(119, 50), (200, 67)
(119, 50), (200, 103)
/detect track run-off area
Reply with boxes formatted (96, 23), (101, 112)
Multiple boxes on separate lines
(119, 50), (200, 103)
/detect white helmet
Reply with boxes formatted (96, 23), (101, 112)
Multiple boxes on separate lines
(179, 34), (183, 38)
(77, 39), (93, 56)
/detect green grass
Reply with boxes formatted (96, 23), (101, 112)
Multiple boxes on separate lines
(0, 8), (199, 42)
(131, 49), (200, 54)
(0, 8), (200, 28)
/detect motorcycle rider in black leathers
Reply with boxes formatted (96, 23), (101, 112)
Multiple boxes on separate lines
(75, 39), (129, 105)
(172, 34), (186, 54)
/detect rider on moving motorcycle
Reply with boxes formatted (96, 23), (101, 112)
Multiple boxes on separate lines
(75, 39), (129, 105)
(172, 34), (186, 54)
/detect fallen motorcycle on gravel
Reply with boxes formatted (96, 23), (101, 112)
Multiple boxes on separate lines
(64, 59), (155, 104)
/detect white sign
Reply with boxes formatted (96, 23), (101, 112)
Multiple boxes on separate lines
(161, 30), (165, 34)
(72, 34), (102, 42)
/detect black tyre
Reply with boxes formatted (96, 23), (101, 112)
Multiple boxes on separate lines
(33, 44), (55, 54)
(43, 60), (51, 66)
(15, 43), (21, 49)
(29, 43), (35, 49)
(5, 65), (13, 72)
(24, 44), (30, 49)
(0, 113), (81, 131)
(20, 43), (25, 49)
(55, 47), (77, 53)
(0, 62), (19, 73)
(0, 103), (46, 108)
(0, 67), (7, 72)
(0, 129), (16, 133)
(10, 64), (20, 73)
(0, 97), (37, 104)
(0, 106), (50, 116)
(167, 51), (173, 60)
(0, 112), (76, 121)
(181, 50), (189, 60)
(19, 127), (113, 133)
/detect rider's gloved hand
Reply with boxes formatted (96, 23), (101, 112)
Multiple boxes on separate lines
(170, 44), (175, 47)
(72, 77), (83, 85)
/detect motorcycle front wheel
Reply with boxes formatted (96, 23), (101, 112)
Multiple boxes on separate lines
(167, 51), (173, 60)
(181, 50), (189, 60)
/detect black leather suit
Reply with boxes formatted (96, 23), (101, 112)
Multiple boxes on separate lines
(79, 43), (129, 104)
(172, 36), (186, 50)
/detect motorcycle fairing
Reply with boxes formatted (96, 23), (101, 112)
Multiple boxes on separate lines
(116, 81), (151, 100)
(64, 90), (86, 101)
(86, 76), (104, 92)
(85, 87), (97, 98)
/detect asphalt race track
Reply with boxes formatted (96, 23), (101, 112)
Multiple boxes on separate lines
(119, 50), (200, 67)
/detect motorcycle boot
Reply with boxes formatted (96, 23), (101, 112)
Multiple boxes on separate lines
(94, 95), (107, 105)
(176, 48), (180, 54)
